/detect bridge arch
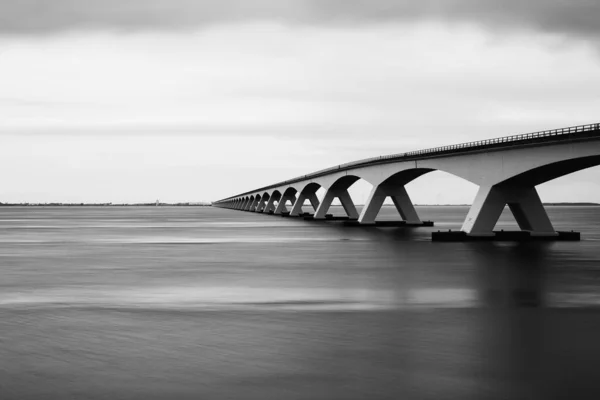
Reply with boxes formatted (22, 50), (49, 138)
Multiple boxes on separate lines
(353, 168), (436, 224)
(263, 190), (283, 214)
(241, 196), (250, 211)
(501, 155), (600, 187)
(249, 194), (260, 212)
(255, 192), (270, 213)
(281, 186), (298, 198)
(312, 174), (366, 220)
(273, 187), (298, 215)
(287, 182), (322, 216)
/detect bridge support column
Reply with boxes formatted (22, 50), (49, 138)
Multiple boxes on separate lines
(290, 193), (306, 216)
(249, 197), (260, 212)
(314, 188), (359, 220)
(358, 185), (421, 224)
(308, 193), (320, 211)
(462, 185), (556, 237)
(275, 194), (296, 214)
(264, 193), (280, 214)
(256, 196), (269, 213)
(290, 192), (320, 216)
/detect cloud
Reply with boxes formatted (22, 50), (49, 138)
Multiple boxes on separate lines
(1, 0), (599, 41)
(2, 23), (598, 147)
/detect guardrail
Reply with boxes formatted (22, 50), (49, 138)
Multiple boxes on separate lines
(216, 122), (600, 202)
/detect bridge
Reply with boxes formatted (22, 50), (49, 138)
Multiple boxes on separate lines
(213, 123), (600, 240)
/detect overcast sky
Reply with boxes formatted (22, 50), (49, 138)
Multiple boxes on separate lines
(1, 0), (600, 204)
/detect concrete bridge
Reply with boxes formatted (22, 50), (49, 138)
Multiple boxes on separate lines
(214, 123), (600, 240)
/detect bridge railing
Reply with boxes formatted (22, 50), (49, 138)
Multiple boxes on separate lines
(216, 122), (600, 202)
(400, 122), (600, 158)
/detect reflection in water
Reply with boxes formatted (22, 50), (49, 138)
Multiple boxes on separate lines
(473, 243), (548, 308)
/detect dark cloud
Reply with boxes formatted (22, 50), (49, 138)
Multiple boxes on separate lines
(0, 0), (598, 40)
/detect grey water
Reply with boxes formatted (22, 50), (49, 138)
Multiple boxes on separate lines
(1, 205), (600, 399)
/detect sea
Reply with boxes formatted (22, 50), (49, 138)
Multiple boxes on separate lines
(1, 205), (600, 399)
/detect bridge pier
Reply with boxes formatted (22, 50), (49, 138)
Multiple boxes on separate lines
(275, 194), (296, 215)
(358, 185), (421, 224)
(263, 193), (280, 214)
(243, 197), (252, 211)
(256, 195), (269, 213)
(290, 192), (320, 216)
(289, 193), (306, 216)
(250, 196), (261, 212)
(314, 188), (359, 220)
(241, 198), (249, 210)
(462, 184), (557, 237)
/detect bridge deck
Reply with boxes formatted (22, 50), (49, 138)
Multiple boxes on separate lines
(219, 122), (600, 202)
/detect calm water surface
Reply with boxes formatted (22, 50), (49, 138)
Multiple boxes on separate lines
(1, 206), (600, 399)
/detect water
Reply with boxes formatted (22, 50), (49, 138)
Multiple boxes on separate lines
(1, 205), (600, 399)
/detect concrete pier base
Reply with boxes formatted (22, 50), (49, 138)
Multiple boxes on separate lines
(304, 214), (357, 221)
(462, 184), (557, 236)
(344, 220), (434, 227)
(281, 212), (312, 218)
(432, 230), (580, 242)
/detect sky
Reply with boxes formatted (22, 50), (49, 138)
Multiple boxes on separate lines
(1, 0), (600, 204)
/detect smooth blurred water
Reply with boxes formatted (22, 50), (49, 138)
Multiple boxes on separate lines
(1, 205), (600, 399)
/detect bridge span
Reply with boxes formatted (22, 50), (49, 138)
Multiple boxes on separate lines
(214, 123), (600, 240)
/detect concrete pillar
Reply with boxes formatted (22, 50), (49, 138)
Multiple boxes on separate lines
(289, 193), (306, 216)
(249, 197), (260, 212)
(256, 195), (268, 213)
(507, 187), (556, 235)
(462, 185), (556, 237)
(274, 194), (296, 214)
(358, 186), (387, 224)
(314, 188), (358, 219)
(463, 186), (513, 236)
(358, 185), (421, 224)
(245, 198), (254, 211)
(338, 190), (359, 219)
(263, 193), (279, 214)
(313, 190), (336, 219)
(391, 187), (421, 223)
(308, 193), (320, 211)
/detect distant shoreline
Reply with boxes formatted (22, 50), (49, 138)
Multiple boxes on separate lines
(0, 202), (597, 207)
(0, 203), (212, 207)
